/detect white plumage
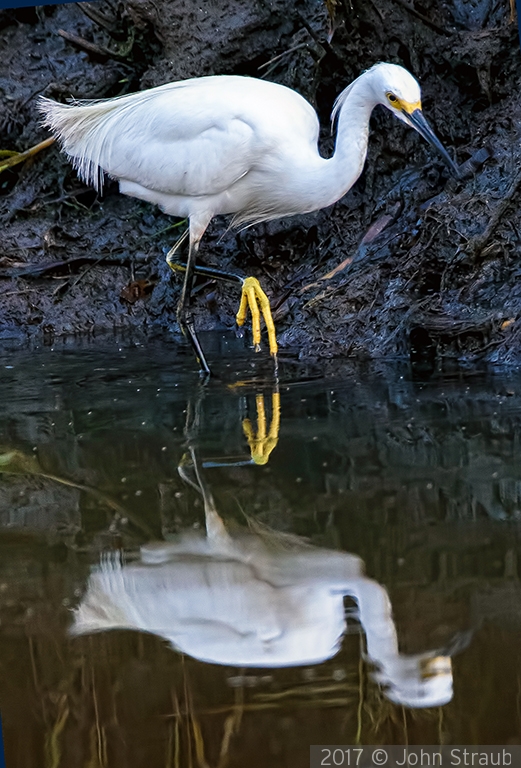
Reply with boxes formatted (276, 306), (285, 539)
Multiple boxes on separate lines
(72, 534), (453, 707)
(38, 63), (456, 372)
(70, 433), (454, 707)
(39, 63), (455, 231)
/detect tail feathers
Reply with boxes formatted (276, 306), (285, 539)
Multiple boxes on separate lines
(38, 96), (119, 191)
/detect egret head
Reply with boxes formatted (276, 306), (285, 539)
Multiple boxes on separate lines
(371, 63), (459, 175)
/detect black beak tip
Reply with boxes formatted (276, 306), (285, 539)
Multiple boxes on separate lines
(407, 108), (461, 180)
(443, 153), (461, 178)
(450, 158), (462, 179)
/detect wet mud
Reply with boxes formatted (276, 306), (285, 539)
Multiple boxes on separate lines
(0, 0), (520, 368)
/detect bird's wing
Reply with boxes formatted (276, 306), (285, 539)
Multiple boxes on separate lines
(40, 77), (318, 197)
(98, 86), (259, 196)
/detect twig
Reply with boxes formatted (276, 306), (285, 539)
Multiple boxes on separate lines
(0, 137), (55, 175)
(52, 255), (106, 296)
(257, 43), (307, 71)
(301, 203), (402, 295)
(302, 232), (402, 309)
(0, 253), (148, 278)
(463, 169), (521, 258)
(77, 2), (124, 39)
(3, 288), (41, 296)
(58, 29), (130, 62)
(391, 0), (453, 36)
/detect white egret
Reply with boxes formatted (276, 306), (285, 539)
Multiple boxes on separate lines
(39, 63), (457, 373)
(72, 471), (453, 707)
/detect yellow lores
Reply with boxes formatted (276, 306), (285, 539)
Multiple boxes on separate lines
(387, 93), (422, 114)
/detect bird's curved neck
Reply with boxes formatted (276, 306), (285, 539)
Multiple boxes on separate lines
(335, 82), (375, 166)
(303, 76), (376, 212)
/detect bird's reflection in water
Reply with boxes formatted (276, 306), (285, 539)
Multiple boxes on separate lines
(72, 391), (453, 710)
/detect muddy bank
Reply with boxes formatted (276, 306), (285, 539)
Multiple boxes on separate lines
(0, 0), (520, 369)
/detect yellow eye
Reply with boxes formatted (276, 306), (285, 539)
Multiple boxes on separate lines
(386, 92), (399, 105)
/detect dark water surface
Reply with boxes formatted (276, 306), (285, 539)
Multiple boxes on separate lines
(1, 335), (521, 767)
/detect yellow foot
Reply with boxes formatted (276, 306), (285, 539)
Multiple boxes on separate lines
(242, 391), (280, 465)
(236, 276), (278, 357)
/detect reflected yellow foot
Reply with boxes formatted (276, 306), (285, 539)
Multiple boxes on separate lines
(242, 392), (280, 465)
(236, 276), (278, 357)
(420, 655), (452, 679)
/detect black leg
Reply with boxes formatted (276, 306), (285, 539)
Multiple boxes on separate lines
(172, 260), (245, 287)
(184, 315), (211, 377)
(167, 235), (211, 376)
(175, 237), (198, 325)
(168, 241), (279, 374)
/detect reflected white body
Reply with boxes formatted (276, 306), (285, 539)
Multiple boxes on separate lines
(73, 514), (453, 708)
(40, 64), (423, 241)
